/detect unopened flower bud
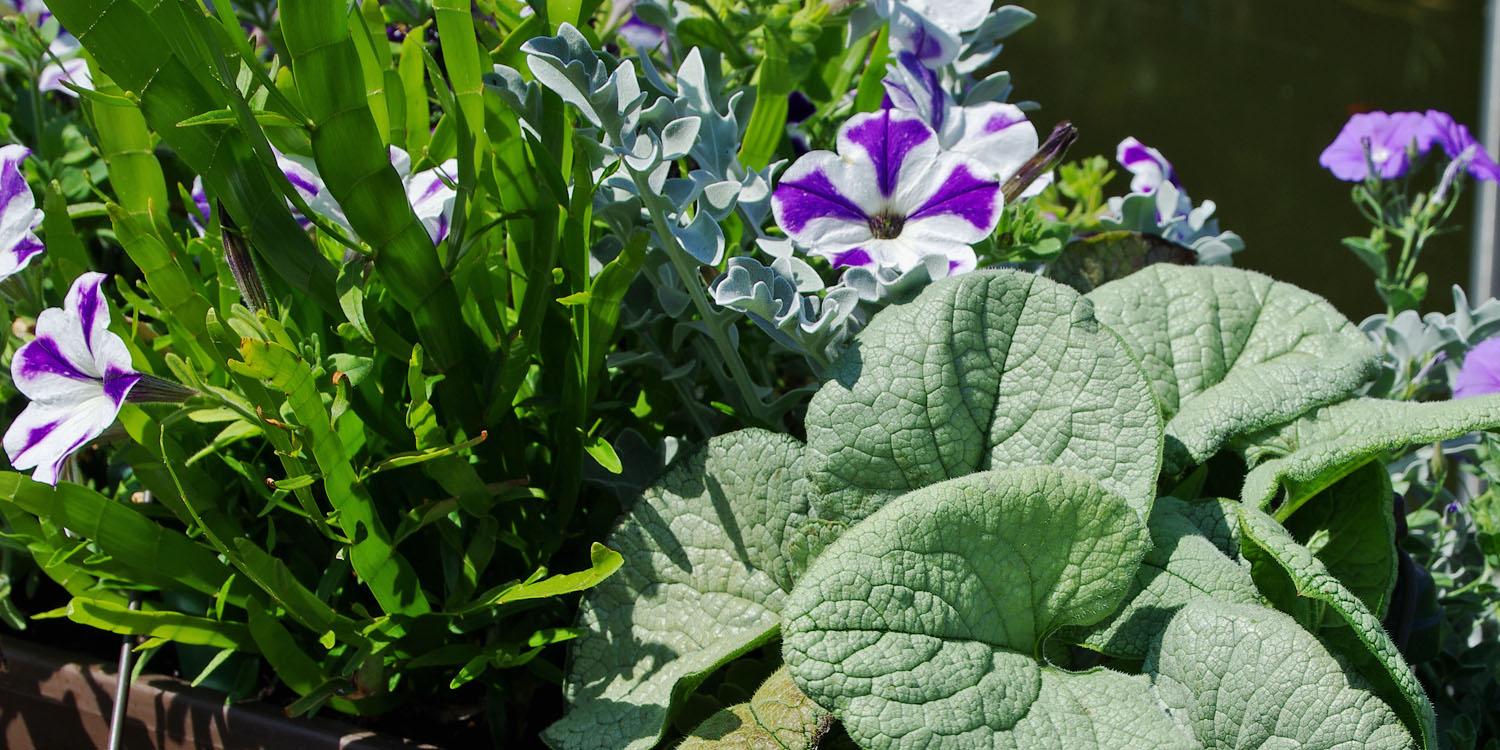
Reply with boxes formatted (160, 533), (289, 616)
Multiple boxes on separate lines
(218, 203), (273, 314)
(1002, 121), (1079, 204)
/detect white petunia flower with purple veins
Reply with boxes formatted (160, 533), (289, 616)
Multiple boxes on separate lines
(1102, 136), (1243, 264)
(3, 273), (192, 485)
(266, 146), (457, 245)
(771, 108), (1004, 275)
(0, 144), (45, 282)
(1116, 136), (1182, 195)
(869, 0), (987, 69)
(882, 51), (1044, 195)
(390, 146), (458, 244)
(38, 57), (91, 97)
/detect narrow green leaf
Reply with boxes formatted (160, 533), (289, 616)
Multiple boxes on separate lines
(281, 0), (477, 374)
(174, 108), (301, 129)
(347, 1), (390, 144)
(852, 26), (889, 113)
(398, 22), (432, 157)
(457, 542), (621, 615)
(0, 473), (240, 606)
(50, 0), (340, 311)
(62, 597), (257, 652)
(363, 431), (488, 477)
(105, 204), (217, 371)
(736, 32), (792, 169)
(40, 180), (92, 293)
(84, 66), (171, 231)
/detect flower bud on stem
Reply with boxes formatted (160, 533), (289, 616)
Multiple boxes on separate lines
(1002, 121), (1079, 204)
(217, 203), (274, 315)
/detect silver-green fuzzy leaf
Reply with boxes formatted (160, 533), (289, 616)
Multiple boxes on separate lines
(1237, 504), (1435, 748)
(678, 666), (832, 750)
(805, 270), (1161, 525)
(1240, 395), (1500, 511)
(1150, 600), (1416, 749)
(1085, 265), (1377, 476)
(1069, 496), (1259, 660)
(782, 467), (1152, 749)
(543, 430), (811, 750)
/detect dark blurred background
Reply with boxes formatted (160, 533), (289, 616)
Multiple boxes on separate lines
(1000, 0), (1485, 318)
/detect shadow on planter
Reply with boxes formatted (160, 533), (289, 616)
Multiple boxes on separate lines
(0, 639), (437, 749)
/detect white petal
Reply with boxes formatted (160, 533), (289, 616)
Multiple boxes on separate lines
(949, 102), (1039, 181)
(406, 160), (457, 244)
(3, 393), (118, 485)
(388, 145), (413, 179)
(38, 58), (92, 96)
(772, 150), (878, 250)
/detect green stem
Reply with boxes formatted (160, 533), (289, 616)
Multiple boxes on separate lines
(628, 168), (773, 426)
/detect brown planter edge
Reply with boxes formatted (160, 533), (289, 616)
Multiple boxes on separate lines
(0, 638), (440, 749)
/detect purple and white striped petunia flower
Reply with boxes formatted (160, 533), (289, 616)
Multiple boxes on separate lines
(871, 0), (987, 69)
(771, 108), (1004, 275)
(268, 145), (457, 244)
(1454, 336), (1500, 399)
(0, 144), (45, 282)
(38, 56), (91, 97)
(1116, 136), (1181, 195)
(3, 273), (141, 485)
(883, 51), (1043, 193)
(390, 146), (458, 244)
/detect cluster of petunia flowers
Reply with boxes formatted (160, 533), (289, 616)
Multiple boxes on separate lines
(1318, 109), (1500, 184)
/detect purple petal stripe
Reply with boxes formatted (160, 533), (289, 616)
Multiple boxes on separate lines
(75, 275), (103, 351)
(284, 170), (321, 196)
(102, 367), (142, 406)
(774, 169), (868, 234)
(908, 165), (1001, 230)
(0, 151), (31, 202)
(11, 235), (43, 266)
(831, 247), (873, 267)
(909, 22), (944, 63)
(17, 335), (94, 382)
(844, 111), (933, 198)
(24, 419), (62, 453)
(985, 110), (1026, 134)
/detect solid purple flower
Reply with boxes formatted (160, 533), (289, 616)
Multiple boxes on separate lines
(0, 144), (45, 282)
(3, 273), (141, 485)
(1319, 111), (1438, 181)
(1454, 336), (1500, 399)
(1423, 110), (1500, 182)
(771, 108), (1003, 274)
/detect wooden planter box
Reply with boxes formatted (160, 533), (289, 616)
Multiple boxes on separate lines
(0, 639), (436, 749)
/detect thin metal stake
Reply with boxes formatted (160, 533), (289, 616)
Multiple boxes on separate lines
(106, 595), (142, 750)
(1472, 0), (1500, 301)
(108, 488), (152, 750)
